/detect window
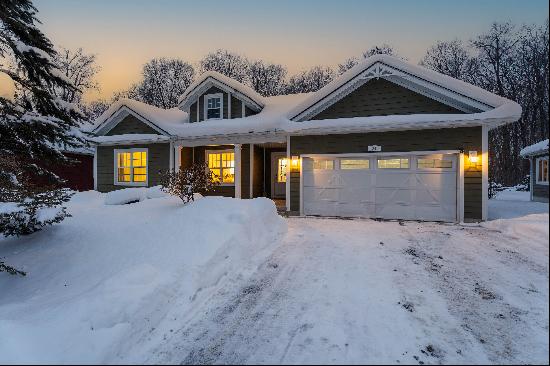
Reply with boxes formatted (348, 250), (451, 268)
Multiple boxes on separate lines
(207, 150), (235, 184)
(204, 93), (223, 120)
(313, 159), (334, 170)
(340, 159), (370, 170)
(377, 158), (409, 169)
(417, 158), (453, 169)
(115, 149), (147, 186)
(536, 157), (549, 184)
(277, 158), (288, 183)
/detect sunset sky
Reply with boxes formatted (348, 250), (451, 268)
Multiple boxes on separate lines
(32, 0), (549, 102)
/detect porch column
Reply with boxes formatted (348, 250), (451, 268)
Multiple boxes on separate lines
(482, 125), (488, 221)
(250, 144), (254, 198)
(175, 145), (181, 171)
(235, 144), (242, 198)
(286, 136), (291, 212)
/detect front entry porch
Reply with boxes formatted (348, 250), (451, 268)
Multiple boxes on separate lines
(176, 142), (288, 205)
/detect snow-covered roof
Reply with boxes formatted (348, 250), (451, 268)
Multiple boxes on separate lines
(177, 71), (265, 110)
(90, 134), (172, 145)
(92, 55), (522, 144)
(90, 98), (188, 135)
(288, 54), (520, 121)
(168, 93), (312, 141)
(520, 139), (549, 157)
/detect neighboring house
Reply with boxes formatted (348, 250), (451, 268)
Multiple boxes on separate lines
(520, 139), (549, 202)
(89, 55), (522, 222)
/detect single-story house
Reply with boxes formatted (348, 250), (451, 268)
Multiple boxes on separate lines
(89, 55), (522, 222)
(520, 139), (549, 202)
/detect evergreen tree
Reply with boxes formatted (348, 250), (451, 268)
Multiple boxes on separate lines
(0, 0), (87, 236)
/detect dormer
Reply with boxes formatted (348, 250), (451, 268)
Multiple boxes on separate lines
(178, 71), (265, 122)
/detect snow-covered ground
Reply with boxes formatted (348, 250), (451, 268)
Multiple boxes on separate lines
(0, 190), (548, 364)
(0, 192), (285, 364)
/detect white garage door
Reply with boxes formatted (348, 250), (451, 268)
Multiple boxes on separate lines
(302, 153), (457, 221)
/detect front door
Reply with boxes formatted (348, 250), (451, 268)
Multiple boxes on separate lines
(271, 152), (287, 198)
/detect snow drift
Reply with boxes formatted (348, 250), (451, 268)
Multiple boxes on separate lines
(0, 192), (286, 364)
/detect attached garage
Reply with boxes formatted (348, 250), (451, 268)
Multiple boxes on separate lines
(301, 152), (458, 221)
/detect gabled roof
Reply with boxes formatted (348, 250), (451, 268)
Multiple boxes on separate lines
(288, 54), (519, 122)
(90, 98), (188, 136)
(520, 139), (549, 157)
(177, 71), (265, 111)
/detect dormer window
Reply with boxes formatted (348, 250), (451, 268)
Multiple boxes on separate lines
(204, 93), (223, 120)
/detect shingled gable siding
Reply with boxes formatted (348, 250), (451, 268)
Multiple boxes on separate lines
(105, 114), (160, 135)
(290, 127), (483, 221)
(311, 78), (464, 120)
(97, 143), (170, 192)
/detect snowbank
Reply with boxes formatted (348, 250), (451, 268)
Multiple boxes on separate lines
(103, 186), (169, 205)
(0, 192), (286, 364)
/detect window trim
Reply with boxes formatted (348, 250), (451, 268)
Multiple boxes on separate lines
(536, 157), (549, 185)
(205, 149), (235, 186)
(203, 93), (224, 121)
(113, 148), (149, 187)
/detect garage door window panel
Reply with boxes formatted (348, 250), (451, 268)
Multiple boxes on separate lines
(377, 158), (409, 169)
(417, 158), (453, 169)
(340, 159), (370, 170)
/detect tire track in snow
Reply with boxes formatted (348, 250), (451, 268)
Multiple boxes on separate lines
(399, 223), (548, 364)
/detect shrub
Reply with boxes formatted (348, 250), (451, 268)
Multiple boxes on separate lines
(160, 164), (219, 203)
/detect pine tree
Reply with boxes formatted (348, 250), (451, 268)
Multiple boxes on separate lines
(0, 0), (87, 237)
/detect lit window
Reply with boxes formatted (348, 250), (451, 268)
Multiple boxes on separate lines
(205, 94), (223, 120)
(207, 150), (235, 184)
(277, 158), (288, 183)
(313, 159), (334, 170)
(115, 149), (147, 185)
(378, 158), (409, 169)
(341, 159), (370, 170)
(417, 158), (453, 169)
(536, 157), (549, 184)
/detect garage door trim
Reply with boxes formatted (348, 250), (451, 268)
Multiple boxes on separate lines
(299, 150), (464, 222)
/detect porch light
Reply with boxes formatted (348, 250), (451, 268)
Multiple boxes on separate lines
(291, 156), (300, 168)
(468, 151), (479, 163)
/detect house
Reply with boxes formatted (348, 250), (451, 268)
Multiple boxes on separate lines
(520, 139), (549, 202)
(89, 55), (522, 222)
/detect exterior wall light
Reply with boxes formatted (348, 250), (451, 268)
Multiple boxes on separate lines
(468, 151), (479, 163)
(291, 156), (300, 168)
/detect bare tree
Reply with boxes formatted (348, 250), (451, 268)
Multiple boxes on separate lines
(286, 66), (336, 94)
(199, 49), (249, 83)
(338, 44), (398, 74)
(136, 58), (195, 109)
(51, 47), (100, 104)
(247, 60), (287, 96)
(420, 39), (479, 82)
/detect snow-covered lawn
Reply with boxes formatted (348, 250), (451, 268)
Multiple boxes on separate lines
(0, 191), (548, 364)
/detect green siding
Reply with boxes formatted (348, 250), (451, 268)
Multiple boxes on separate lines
(231, 96), (243, 118)
(241, 144), (250, 198)
(97, 143), (170, 192)
(290, 127), (483, 220)
(311, 78), (463, 120)
(106, 115), (159, 135)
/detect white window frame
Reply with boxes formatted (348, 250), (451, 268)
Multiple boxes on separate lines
(205, 149), (235, 186)
(203, 93), (224, 121)
(536, 157), (549, 185)
(113, 148), (149, 187)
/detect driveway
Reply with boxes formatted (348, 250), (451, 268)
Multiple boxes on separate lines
(148, 216), (548, 365)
